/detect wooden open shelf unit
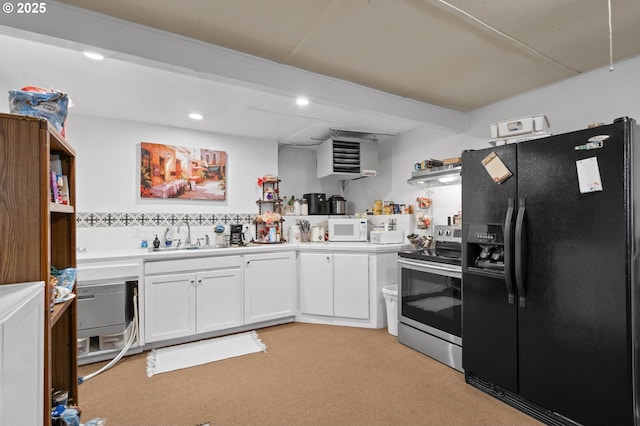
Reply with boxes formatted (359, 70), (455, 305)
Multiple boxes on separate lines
(0, 113), (77, 425)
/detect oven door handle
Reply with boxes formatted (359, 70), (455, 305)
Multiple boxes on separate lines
(515, 197), (527, 307)
(504, 198), (515, 304)
(398, 258), (461, 276)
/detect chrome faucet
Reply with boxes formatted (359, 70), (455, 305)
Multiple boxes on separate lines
(177, 220), (191, 246)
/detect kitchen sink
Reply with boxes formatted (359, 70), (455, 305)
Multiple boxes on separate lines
(148, 244), (218, 252)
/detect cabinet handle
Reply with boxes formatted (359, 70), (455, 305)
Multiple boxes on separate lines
(246, 260), (250, 266)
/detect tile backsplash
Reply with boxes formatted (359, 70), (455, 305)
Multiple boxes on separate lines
(76, 212), (332, 251)
(76, 211), (256, 251)
(76, 212), (256, 228)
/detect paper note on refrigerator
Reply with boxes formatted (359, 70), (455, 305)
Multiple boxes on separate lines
(576, 157), (603, 193)
(481, 152), (512, 184)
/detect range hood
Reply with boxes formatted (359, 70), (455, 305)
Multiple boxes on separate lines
(407, 165), (462, 187)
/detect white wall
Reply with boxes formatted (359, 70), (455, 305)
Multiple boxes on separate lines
(277, 146), (343, 203)
(65, 114), (278, 213)
(466, 55), (640, 139)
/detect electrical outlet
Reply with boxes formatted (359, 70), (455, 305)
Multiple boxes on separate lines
(132, 226), (141, 237)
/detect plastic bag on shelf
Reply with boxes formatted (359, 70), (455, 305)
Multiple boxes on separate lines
(8, 86), (69, 135)
(51, 267), (77, 292)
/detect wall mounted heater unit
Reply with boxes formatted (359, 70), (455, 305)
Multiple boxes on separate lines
(316, 137), (378, 179)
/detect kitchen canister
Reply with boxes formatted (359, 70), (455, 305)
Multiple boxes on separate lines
(310, 226), (325, 242)
(288, 225), (301, 243)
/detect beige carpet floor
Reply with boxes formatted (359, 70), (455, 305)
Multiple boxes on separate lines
(77, 322), (542, 426)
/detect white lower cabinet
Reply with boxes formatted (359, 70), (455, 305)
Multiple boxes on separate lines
(244, 251), (296, 324)
(145, 272), (196, 342)
(196, 268), (244, 333)
(144, 256), (243, 343)
(299, 252), (369, 319)
(299, 253), (333, 316)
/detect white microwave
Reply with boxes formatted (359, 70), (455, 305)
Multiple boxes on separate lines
(328, 218), (368, 242)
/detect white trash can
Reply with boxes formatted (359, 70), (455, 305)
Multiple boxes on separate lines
(382, 284), (398, 336)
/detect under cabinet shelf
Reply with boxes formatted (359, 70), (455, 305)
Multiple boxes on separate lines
(407, 165), (462, 187)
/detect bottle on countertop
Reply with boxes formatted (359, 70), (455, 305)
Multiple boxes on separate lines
(293, 198), (301, 215)
(301, 198), (308, 215)
(153, 234), (161, 249)
(164, 227), (173, 246)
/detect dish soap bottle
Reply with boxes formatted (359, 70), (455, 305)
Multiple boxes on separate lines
(164, 227), (173, 246)
(153, 234), (161, 249)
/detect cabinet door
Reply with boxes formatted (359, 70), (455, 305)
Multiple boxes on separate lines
(299, 253), (333, 316)
(144, 273), (196, 342)
(244, 252), (295, 324)
(196, 268), (243, 333)
(333, 253), (369, 319)
(0, 282), (44, 426)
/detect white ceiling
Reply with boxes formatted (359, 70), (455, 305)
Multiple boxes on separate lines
(1, 0), (639, 144)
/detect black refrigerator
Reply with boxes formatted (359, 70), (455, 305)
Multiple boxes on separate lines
(461, 117), (640, 426)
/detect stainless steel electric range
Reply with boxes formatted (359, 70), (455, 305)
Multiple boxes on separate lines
(397, 225), (463, 372)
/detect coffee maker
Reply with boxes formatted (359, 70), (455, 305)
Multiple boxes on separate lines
(229, 224), (245, 246)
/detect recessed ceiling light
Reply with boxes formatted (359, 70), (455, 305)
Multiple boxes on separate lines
(82, 51), (104, 61)
(296, 97), (309, 106)
(188, 112), (204, 120)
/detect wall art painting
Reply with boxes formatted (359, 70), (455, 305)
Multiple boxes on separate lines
(140, 142), (227, 200)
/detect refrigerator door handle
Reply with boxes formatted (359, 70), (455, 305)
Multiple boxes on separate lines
(515, 197), (526, 307)
(504, 198), (515, 304)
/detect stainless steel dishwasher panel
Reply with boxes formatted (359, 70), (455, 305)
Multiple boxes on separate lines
(77, 281), (129, 338)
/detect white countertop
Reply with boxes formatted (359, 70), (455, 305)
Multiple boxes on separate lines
(77, 241), (410, 264)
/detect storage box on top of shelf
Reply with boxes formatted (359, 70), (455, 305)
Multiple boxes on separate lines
(8, 86), (69, 136)
(443, 157), (462, 166)
(414, 158), (443, 170)
(489, 115), (549, 139)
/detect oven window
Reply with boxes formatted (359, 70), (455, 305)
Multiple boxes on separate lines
(401, 268), (461, 337)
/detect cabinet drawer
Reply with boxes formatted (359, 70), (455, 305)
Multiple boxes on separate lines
(145, 255), (241, 274)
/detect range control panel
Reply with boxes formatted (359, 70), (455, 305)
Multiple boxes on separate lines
(434, 225), (462, 243)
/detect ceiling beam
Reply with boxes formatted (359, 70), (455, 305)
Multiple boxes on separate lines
(0, 0), (466, 132)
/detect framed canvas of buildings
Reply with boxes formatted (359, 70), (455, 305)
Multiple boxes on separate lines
(140, 142), (227, 200)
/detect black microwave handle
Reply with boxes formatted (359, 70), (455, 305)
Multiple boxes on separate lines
(503, 198), (515, 304)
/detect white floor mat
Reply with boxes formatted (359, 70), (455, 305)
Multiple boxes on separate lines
(146, 331), (266, 377)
